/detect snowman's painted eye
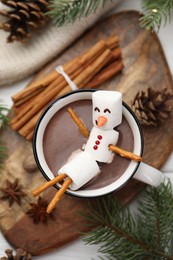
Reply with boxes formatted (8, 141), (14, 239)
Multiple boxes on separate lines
(104, 108), (111, 113)
(94, 107), (100, 112)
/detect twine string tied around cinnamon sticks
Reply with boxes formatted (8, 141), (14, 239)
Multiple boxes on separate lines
(56, 65), (78, 91)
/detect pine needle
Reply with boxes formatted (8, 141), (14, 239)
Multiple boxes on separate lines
(83, 179), (173, 259)
(0, 104), (9, 128)
(0, 104), (9, 171)
(47, 0), (112, 26)
(140, 0), (173, 31)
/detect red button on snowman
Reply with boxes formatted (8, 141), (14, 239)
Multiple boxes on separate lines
(33, 90), (141, 213)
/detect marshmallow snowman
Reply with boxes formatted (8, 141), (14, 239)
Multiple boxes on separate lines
(85, 90), (122, 162)
(58, 90), (122, 190)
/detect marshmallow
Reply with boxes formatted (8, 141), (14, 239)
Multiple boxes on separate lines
(92, 90), (122, 129)
(85, 127), (119, 163)
(58, 151), (100, 190)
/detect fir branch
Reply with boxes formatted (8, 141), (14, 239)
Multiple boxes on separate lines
(47, 0), (112, 26)
(0, 104), (9, 171)
(0, 104), (9, 128)
(83, 180), (173, 259)
(140, 0), (173, 31)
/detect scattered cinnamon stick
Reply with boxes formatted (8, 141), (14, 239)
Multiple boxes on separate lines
(32, 173), (67, 196)
(46, 177), (72, 213)
(67, 107), (90, 138)
(109, 145), (142, 162)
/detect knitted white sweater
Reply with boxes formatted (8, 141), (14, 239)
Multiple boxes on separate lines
(0, 1), (120, 86)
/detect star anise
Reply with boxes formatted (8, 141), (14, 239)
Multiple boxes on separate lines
(0, 179), (26, 206)
(27, 196), (54, 224)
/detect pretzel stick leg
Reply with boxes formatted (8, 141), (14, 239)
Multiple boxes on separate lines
(47, 177), (72, 213)
(109, 145), (142, 162)
(67, 107), (90, 138)
(32, 173), (67, 196)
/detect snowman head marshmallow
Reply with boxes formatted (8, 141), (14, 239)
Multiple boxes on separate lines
(92, 90), (122, 130)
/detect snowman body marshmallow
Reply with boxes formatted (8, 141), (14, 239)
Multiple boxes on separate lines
(58, 90), (122, 190)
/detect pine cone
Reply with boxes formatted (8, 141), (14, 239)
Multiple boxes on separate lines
(1, 248), (32, 259)
(132, 87), (173, 126)
(0, 0), (49, 43)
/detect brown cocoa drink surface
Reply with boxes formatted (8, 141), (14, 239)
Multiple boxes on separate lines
(43, 100), (134, 189)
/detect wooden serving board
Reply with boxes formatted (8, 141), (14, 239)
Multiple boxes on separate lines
(0, 11), (173, 256)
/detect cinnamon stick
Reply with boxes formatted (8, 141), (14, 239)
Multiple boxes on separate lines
(106, 34), (119, 50)
(32, 173), (67, 196)
(11, 40), (108, 126)
(12, 40), (107, 108)
(26, 130), (34, 141)
(18, 110), (42, 138)
(58, 46), (122, 94)
(12, 35), (119, 108)
(109, 145), (142, 162)
(85, 60), (124, 89)
(75, 49), (113, 88)
(12, 70), (58, 106)
(46, 177), (72, 213)
(38, 43), (109, 100)
(11, 35), (123, 141)
(22, 61), (124, 141)
(111, 47), (122, 60)
(14, 48), (113, 135)
(14, 87), (46, 108)
(58, 48), (112, 96)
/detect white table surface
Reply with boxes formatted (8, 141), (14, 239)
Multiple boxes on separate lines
(0, 0), (173, 259)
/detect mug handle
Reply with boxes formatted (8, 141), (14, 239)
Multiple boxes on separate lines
(133, 162), (164, 187)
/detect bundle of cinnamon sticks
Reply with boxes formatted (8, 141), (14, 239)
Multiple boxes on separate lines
(10, 34), (124, 141)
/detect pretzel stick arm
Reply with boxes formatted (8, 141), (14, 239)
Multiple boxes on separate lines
(67, 107), (90, 138)
(109, 145), (142, 162)
(47, 177), (72, 213)
(32, 173), (67, 196)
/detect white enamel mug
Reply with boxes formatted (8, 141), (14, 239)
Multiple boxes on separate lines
(33, 89), (164, 198)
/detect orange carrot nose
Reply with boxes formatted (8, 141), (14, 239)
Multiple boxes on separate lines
(97, 116), (107, 128)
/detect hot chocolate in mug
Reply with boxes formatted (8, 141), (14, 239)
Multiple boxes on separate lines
(33, 89), (164, 200)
